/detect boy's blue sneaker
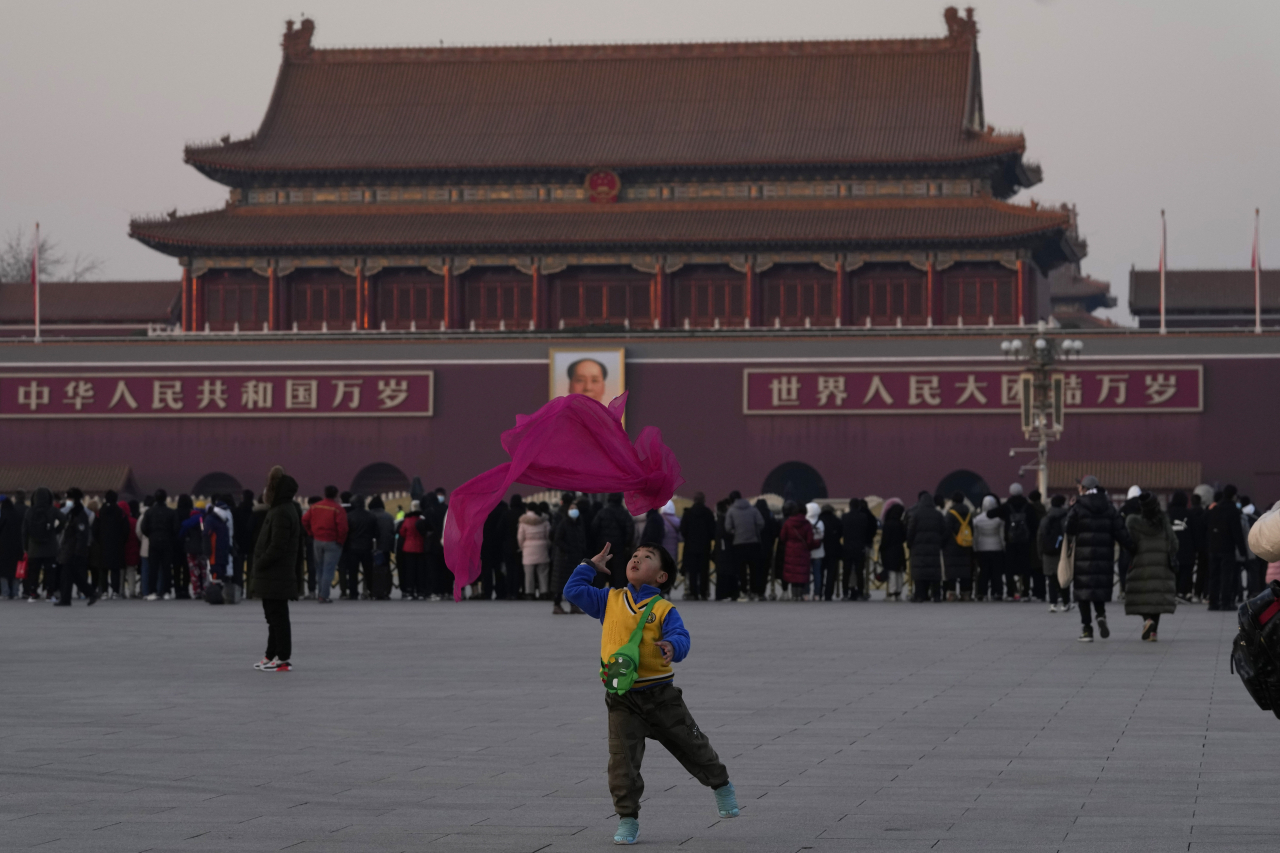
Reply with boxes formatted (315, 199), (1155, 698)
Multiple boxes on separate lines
(714, 782), (740, 818)
(613, 817), (639, 845)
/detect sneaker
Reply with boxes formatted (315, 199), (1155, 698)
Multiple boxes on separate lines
(261, 658), (291, 672)
(1141, 620), (1156, 641)
(1148, 633), (1158, 642)
(613, 817), (639, 845)
(318, 597), (333, 604)
(144, 593), (158, 601)
(714, 782), (741, 818)
(252, 657), (272, 670)
(1078, 627), (1094, 642)
(1049, 604), (1059, 613)
(1062, 602), (1074, 613)
(551, 603), (567, 615)
(1097, 616), (1110, 639)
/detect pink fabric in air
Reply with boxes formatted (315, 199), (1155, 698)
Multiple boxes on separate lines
(443, 392), (683, 600)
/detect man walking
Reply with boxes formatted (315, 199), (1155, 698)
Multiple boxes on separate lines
(302, 485), (347, 604)
(1205, 485), (1246, 611)
(1066, 475), (1134, 641)
(680, 493), (716, 601)
(724, 491), (765, 601)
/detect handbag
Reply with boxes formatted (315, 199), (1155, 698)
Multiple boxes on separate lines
(1057, 536), (1075, 588)
(15, 555), (27, 581)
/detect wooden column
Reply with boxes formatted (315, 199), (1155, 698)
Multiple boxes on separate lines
(192, 274), (202, 330)
(835, 264), (847, 326)
(1016, 259), (1026, 323)
(654, 265), (667, 328)
(268, 267), (278, 331)
(356, 267), (367, 329)
(443, 261), (458, 329)
(531, 262), (542, 330)
(181, 268), (190, 331)
(926, 260), (936, 325)
(745, 261), (757, 328)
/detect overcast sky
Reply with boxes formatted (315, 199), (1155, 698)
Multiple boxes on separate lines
(2, 0), (1276, 324)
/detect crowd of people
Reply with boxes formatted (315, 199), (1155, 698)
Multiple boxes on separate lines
(2, 474), (1276, 643)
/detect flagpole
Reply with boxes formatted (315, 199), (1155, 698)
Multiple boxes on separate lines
(1159, 210), (1167, 335)
(1255, 208), (1262, 335)
(32, 222), (41, 344)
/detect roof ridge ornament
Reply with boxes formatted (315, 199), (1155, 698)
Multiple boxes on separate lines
(944, 6), (978, 43)
(283, 17), (316, 62)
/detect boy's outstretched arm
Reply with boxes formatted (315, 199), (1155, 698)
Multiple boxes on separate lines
(658, 606), (691, 663)
(563, 543), (613, 621)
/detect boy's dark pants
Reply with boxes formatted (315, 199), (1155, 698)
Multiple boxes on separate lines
(605, 683), (729, 819)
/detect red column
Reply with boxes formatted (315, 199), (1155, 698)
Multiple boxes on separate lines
(192, 274), (202, 330)
(356, 268), (367, 330)
(745, 262), (757, 328)
(1016, 259), (1026, 323)
(531, 263), (542, 330)
(443, 262), (457, 329)
(926, 260), (936, 325)
(835, 264), (846, 326)
(181, 268), (190, 331)
(654, 266), (666, 328)
(268, 268), (277, 331)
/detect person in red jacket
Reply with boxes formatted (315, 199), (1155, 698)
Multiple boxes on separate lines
(302, 485), (347, 604)
(778, 501), (817, 600)
(397, 501), (427, 600)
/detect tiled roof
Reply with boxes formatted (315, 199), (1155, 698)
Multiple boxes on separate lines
(184, 13), (1025, 178)
(0, 465), (141, 498)
(130, 197), (1071, 255)
(0, 281), (180, 324)
(1129, 269), (1280, 312)
(1049, 461), (1202, 493)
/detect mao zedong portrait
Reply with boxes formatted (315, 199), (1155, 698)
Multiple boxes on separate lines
(567, 358), (608, 403)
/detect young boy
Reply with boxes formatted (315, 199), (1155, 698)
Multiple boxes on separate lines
(565, 541), (739, 845)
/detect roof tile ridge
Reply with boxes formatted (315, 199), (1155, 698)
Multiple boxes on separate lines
(301, 35), (967, 65)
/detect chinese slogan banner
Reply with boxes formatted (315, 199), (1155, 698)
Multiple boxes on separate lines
(0, 370), (433, 418)
(743, 366), (1202, 415)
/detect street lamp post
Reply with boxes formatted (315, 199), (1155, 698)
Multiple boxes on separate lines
(1000, 322), (1084, 495)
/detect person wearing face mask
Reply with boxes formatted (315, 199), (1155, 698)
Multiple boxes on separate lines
(551, 498), (588, 614)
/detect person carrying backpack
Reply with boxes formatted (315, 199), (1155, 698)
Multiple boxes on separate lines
(943, 492), (974, 601)
(986, 483), (1037, 601)
(1038, 494), (1072, 612)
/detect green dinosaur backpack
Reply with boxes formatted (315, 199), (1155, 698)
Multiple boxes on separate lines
(600, 593), (662, 695)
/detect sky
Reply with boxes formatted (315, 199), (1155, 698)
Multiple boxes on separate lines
(1, 0), (1276, 324)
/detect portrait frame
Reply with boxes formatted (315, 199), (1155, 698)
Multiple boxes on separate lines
(549, 348), (626, 406)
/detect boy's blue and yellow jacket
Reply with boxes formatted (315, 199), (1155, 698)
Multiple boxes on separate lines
(564, 563), (691, 690)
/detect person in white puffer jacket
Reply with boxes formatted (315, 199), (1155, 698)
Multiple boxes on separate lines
(805, 502), (825, 601)
(1249, 501), (1280, 563)
(517, 508), (552, 599)
(973, 495), (1007, 601)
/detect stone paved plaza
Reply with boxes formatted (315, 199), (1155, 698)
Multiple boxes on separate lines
(2, 596), (1275, 852)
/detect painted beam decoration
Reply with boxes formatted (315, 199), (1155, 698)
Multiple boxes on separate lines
(743, 366), (1202, 415)
(0, 369), (433, 418)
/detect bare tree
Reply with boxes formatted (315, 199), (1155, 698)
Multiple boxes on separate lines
(0, 227), (104, 282)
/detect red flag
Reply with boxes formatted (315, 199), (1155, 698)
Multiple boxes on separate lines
(1254, 209), (1262, 334)
(31, 222), (40, 342)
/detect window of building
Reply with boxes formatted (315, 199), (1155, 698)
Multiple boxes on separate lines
(202, 270), (268, 331)
(289, 270), (358, 330)
(463, 269), (533, 330)
(763, 265), (837, 327)
(555, 267), (653, 328)
(377, 269), (446, 329)
(673, 266), (745, 328)
(941, 264), (1018, 325)
(852, 265), (928, 326)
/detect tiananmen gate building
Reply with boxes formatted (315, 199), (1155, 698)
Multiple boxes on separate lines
(1, 8), (1277, 505)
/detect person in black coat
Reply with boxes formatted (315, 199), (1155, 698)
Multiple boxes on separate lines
(818, 505), (843, 601)
(92, 490), (130, 598)
(425, 487), (453, 598)
(679, 493), (716, 601)
(233, 489), (256, 592)
(1065, 476), (1136, 640)
(56, 488), (98, 607)
(590, 493), (634, 590)
(756, 499), (780, 598)
(1167, 491), (1197, 601)
(906, 492), (945, 602)
(1188, 493), (1209, 601)
(550, 497), (588, 614)
(340, 495), (377, 599)
(879, 503), (908, 600)
(251, 466), (304, 670)
(1205, 485), (1246, 610)
(140, 489), (178, 599)
(942, 492), (974, 600)
(1116, 488), (1142, 595)
(0, 496), (24, 599)
(480, 501), (508, 600)
(842, 499), (876, 601)
(502, 495), (526, 599)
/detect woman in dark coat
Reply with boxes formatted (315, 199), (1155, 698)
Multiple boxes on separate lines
(550, 499), (588, 615)
(250, 467), (304, 671)
(942, 492), (974, 600)
(879, 502), (908, 601)
(1065, 479), (1135, 641)
(756, 499), (779, 594)
(1165, 491), (1197, 600)
(1124, 492), (1179, 641)
(777, 501), (816, 599)
(906, 492), (945, 602)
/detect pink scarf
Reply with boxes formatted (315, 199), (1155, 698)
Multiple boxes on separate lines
(443, 392), (683, 600)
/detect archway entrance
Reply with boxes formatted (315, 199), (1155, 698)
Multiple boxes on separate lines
(761, 462), (828, 506)
(191, 471), (243, 497)
(935, 469), (991, 508)
(350, 462), (411, 496)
